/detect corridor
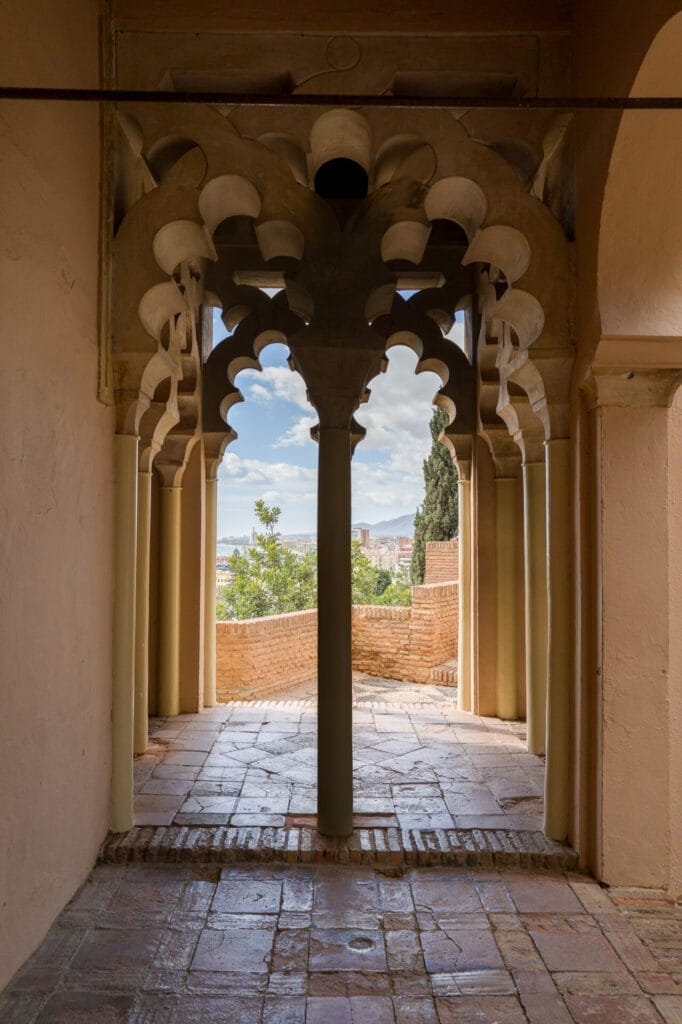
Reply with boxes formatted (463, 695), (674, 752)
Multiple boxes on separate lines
(2, 860), (680, 1023)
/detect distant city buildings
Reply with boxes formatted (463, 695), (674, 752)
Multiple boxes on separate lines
(216, 526), (414, 584)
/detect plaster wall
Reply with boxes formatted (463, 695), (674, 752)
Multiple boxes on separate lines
(599, 406), (670, 888)
(571, 3), (682, 881)
(0, 1), (113, 990)
(572, 0), (682, 371)
(111, 0), (571, 34)
(668, 389), (682, 894)
(597, 14), (682, 338)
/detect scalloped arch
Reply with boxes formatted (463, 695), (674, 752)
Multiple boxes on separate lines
(198, 174), (261, 233)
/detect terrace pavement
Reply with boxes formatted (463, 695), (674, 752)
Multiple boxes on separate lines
(133, 675), (545, 833)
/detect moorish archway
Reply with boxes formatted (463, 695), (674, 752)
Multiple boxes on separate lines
(110, 104), (574, 840)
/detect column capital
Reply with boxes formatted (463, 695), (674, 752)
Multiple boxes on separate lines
(583, 336), (682, 409)
(584, 368), (682, 409)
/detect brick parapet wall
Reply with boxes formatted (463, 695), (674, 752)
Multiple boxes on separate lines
(424, 538), (459, 583)
(216, 581), (458, 700)
(216, 610), (317, 700)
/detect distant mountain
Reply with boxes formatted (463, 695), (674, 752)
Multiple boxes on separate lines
(352, 513), (415, 537)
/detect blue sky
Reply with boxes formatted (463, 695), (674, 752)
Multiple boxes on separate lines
(214, 309), (464, 537)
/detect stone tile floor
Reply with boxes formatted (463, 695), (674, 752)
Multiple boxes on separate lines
(2, 861), (682, 1022)
(134, 676), (545, 832)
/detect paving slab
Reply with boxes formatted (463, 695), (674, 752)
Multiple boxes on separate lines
(3, 863), (681, 1023)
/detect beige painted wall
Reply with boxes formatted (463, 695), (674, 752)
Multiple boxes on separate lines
(599, 405), (671, 888)
(668, 389), (682, 894)
(0, 1), (114, 990)
(570, 1), (682, 876)
(111, 0), (571, 34)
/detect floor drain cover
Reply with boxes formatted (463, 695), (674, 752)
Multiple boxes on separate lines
(347, 936), (374, 952)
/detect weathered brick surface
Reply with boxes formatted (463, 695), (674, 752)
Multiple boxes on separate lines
(215, 581), (458, 699)
(352, 583), (458, 684)
(424, 539), (459, 584)
(216, 610), (317, 700)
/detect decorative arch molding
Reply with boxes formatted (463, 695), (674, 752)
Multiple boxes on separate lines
(114, 105), (573, 471)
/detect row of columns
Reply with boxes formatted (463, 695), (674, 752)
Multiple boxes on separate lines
(111, 435), (220, 832)
(455, 437), (572, 842)
(111, 423), (571, 842)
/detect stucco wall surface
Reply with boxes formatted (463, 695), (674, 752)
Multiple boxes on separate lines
(215, 582), (458, 699)
(0, 1), (114, 991)
(599, 406), (670, 888)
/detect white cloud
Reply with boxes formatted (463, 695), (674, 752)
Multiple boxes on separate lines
(275, 414), (318, 448)
(238, 364), (310, 411)
(218, 338), (463, 533)
(355, 346), (441, 463)
(218, 452), (317, 534)
(220, 452), (316, 489)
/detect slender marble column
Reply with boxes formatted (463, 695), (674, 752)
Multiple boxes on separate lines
(544, 438), (572, 840)
(203, 473), (218, 708)
(158, 486), (182, 717)
(133, 470), (152, 755)
(523, 459), (548, 755)
(495, 476), (520, 720)
(111, 434), (138, 833)
(457, 476), (473, 712)
(317, 424), (353, 837)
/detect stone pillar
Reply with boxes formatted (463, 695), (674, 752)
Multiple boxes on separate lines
(472, 436), (497, 717)
(134, 469), (152, 755)
(596, 393), (677, 883)
(158, 486), (182, 718)
(111, 434), (138, 833)
(522, 458), (548, 755)
(495, 475), (520, 720)
(204, 472), (218, 707)
(317, 422), (353, 837)
(179, 441), (205, 713)
(457, 475), (473, 712)
(544, 439), (572, 840)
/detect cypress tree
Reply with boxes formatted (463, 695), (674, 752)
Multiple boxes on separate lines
(410, 407), (459, 584)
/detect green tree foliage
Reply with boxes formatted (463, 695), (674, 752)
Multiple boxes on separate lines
(374, 568), (392, 596)
(351, 540), (381, 604)
(216, 502), (413, 620)
(216, 501), (316, 621)
(375, 564), (412, 607)
(410, 407), (459, 585)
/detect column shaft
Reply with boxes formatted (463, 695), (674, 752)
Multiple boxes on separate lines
(457, 478), (473, 712)
(544, 438), (572, 840)
(203, 475), (218, 707)
(495, 476), (519, 720)
(158, 486), (182, 717)
(317, 426), (353, 837)
(134, 470), (152, 755)
(523, 460), (548, 754)
(111, 434), (138, 833)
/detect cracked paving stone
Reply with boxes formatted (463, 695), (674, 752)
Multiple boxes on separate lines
(191, 927), (275, 973)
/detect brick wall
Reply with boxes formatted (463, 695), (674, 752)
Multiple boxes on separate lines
(216, 581), (458, 699)
(424, 538), (459, 583)
(353, 582), (458, 683)
(215, 610), (317, 700)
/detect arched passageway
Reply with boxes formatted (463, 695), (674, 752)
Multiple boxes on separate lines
(110, 103), (572, 848)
